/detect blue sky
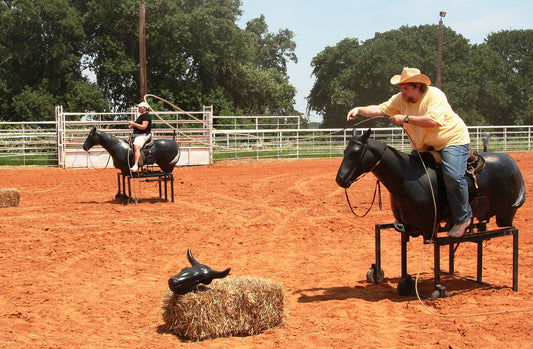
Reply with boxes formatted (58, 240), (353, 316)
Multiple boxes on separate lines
(237, 0), (533, 122)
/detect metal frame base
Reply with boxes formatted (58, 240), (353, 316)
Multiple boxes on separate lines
(116, 170), (174, 203)
(370, 223), (518, 299)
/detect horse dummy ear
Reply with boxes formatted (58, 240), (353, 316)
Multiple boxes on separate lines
(361, 128), (372, 142)
(91, 126), (97, 131)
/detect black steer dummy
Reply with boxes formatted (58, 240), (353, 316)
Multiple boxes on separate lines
(168, 249), (231, 294)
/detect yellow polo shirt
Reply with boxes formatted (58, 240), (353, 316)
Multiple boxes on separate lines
(379, 86), (470, 151)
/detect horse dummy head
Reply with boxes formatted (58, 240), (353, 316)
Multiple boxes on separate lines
(82, 127), (98, 151)
(336, 128), (382, 188)
(168, 249), (231, 294)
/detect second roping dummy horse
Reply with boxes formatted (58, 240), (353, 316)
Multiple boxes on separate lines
(83, 127), (180, 175)
(336, 128), (525, 240)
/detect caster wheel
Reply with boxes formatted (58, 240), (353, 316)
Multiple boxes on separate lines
(430, 290), (441, 300)
(366, 264), (384, 284)
(393, 221), (406, 233)
(397, 274), (415, 296)
(431, 285), (450, 300)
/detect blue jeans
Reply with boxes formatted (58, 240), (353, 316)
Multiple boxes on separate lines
(438, 144), (472, 224)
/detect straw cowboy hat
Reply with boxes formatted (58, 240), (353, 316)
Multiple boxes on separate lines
(390, 67), (432, 85)
(137, 102), (149, 108)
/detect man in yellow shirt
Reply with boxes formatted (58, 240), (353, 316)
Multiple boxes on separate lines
(346, 67), (472, 237)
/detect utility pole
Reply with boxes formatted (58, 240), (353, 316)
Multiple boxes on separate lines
(436, 11), (446, 89)
(139, 2), (147, 100)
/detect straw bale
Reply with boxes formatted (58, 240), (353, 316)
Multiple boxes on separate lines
(0, 188), (20, 208)
(161, 276), (286, 341)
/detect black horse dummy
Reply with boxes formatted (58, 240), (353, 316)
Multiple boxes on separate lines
(336, 129), (525, 240)
(82, 127), (180, 174)
(168, 249), (231, 294)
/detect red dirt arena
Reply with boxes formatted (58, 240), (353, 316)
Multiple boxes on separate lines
(1, 153), (533, 348)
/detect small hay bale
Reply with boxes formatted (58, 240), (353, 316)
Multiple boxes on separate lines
(161, 276), (286, 341)
(0, 188), (20, 208)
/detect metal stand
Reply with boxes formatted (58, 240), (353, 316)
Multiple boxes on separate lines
(369, 223), (519, 299)
(116, 170), (174, 203)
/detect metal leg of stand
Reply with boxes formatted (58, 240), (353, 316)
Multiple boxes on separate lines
(401, 232), (408, 278)
(477, 241), (484, 283)
(513, 229), (519, 291)
(434, 240), (441, 288)
(449, 243), (455, 274)
(375, 224), (382, 282)
(164, 175), (168, 201)
(170, 174), (174, 202)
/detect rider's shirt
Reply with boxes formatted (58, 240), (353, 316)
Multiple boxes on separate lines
(379, 86), (470, 152)
(133, 112), (152, 135)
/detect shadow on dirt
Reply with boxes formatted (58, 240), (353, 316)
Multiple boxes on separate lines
(293, 275), (502, 303)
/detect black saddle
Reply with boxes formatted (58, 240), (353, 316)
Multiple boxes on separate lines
(142, 134), (154, 149)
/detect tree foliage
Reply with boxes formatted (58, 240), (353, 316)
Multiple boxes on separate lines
(0, 0), (298, 121)
(485, 29), (533, 124)
(0, 0), (106, 121)
(308, 25), (533, 128)
(1, 1), (531, 125)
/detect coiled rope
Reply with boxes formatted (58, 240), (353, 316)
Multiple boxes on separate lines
(18, 151), (80, 194)
(142, 93), (368, 151)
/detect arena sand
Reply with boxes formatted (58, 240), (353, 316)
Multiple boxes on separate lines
(1, 154), (533, 348)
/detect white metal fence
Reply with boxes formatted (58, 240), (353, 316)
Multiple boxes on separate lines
(1, 109), (532, 167)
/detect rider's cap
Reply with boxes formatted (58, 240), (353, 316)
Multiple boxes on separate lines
(137, 102), (149, 108)
(390, 67), (431, 86)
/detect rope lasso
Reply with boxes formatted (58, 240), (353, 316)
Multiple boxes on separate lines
(143, 93), (383, 152)
(87, 150), (112, 171)
(143, 94), (264, 151)
(18, 151), (81, 194)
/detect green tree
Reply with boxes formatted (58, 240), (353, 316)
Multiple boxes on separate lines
(308, 38), (361, 128)
(308, 25), (529, 127)
(1, 0), (298, 120)
(453, 43), (511, 125)
(246, 15), (297, 73)
(82, 0), (139, 111)
(83, 0), (298, 116)
(309, 25), (456, 128)
(0, 0), (106, 121)
(485, 29), (533, 124)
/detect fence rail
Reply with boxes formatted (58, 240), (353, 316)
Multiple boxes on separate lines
(1, 112), (532, 167)
(211, 125), (532, 161)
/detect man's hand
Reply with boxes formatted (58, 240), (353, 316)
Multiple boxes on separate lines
(346, 107), (359, 121)
(389, 115), (406, 125)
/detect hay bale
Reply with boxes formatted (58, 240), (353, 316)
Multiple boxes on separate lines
(0, 188), (20, 208)
(161, 276), (286, 341)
